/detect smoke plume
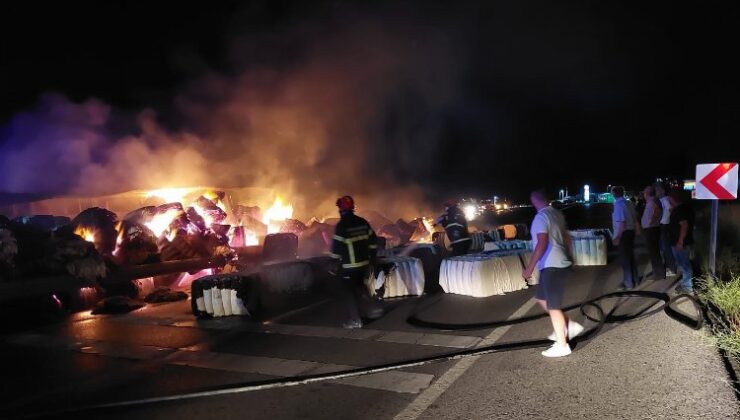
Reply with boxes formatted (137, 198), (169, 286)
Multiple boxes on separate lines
(0, 6), (469, 220)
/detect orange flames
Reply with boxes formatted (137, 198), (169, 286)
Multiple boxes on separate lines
(262, 197), (294, 234)
(74, 226), (96, 243)
(139, 188), (293, 246)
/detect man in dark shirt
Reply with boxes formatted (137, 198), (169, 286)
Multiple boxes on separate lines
(668, 189), (695, 293)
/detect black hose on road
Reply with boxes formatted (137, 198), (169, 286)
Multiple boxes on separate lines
(17, 290), (702, 419)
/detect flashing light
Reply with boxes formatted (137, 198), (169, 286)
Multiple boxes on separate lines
(584, 184), (590, 202)
(463, 204), (477, 221)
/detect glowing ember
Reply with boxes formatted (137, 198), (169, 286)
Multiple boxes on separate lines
(262, 197), (294, 234)
(145, 208), (182, 238)
(74, 227), (96, 243)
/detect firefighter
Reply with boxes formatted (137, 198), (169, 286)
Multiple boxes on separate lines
(435, 200), (471, 256)
(329, 195), (381, 328)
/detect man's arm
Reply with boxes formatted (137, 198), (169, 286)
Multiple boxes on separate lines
(613, 221), (625, 246)
(523, 232), (548, 280)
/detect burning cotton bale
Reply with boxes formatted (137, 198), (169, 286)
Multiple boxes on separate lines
(72, 207), (119, 255)
(280, 219), (307, 236)
(360, 211), (393, 233)
(395, 219), (415, 244)
(298, 222), (333, 258)
(114, 221), (159, 265)
(409, 218), (432, 242)
(123, 206), (156, 225)
(40, 229), (108, 281)
(193, 195), (227, 226)
(232, 205), (262, 224)
(378, 224), (402, 249)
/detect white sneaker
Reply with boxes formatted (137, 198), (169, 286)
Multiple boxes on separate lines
(666, 269), (677, 277)
(542, 343), (571, 358)
(342, 319), (363, 329)
(547, 321), (585, 341)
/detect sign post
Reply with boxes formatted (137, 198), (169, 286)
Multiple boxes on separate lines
(695, 163), (738, 277)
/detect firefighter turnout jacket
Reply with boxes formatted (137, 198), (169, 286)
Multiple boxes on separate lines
(436, 206), (471, 245)
(330, 212), (378, 271)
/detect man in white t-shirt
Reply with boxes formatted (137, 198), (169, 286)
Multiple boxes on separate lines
(641, 185), (665, 280)
(522, 189), (583, 358)
(655, 182), (676, 276)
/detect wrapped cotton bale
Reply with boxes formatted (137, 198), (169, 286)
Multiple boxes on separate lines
(371, 256), (425, 298)
(280, 219), (307, 236)
(260, 261), (314, 293)
(262, 233), (298, 263)
(115, 221), (159, 265)
(71, 207), (119, 255)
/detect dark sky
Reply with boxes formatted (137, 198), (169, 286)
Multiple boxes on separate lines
(2, 0), (739, 202)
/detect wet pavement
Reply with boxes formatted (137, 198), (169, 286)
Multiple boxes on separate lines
(1, 249), (737, 419)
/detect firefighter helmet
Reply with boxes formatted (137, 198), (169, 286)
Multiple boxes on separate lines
(336, 195), (355, 211)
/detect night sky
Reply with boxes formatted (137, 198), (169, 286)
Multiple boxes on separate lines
(2, 0), (739, 203)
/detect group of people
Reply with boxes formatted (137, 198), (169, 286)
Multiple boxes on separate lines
(611, 183), (695, 294)
(327, 185), (695, 359)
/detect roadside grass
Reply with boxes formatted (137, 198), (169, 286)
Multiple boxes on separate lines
(697, 259), (740, 358)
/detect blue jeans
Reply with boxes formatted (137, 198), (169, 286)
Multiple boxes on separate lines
(671, 246), (693, 289)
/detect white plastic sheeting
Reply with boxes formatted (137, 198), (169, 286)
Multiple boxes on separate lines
(439, 253), (528, 297)
(370, 256), (425, 298)
(194, 277), (250, 318)
(569, 230), (608, 266)
(484, 240), (532, 252)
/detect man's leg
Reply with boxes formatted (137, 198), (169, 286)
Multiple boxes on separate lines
(672, 246), (694, 290)
(549, 309), (568, 346)
(341, 272), (362, 326)
(646, 227), (665, 279)
(618, 230), (635, 288)
(660, 225), (677, 273)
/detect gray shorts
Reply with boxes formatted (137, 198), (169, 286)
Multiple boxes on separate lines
(535, 267), (569, 310)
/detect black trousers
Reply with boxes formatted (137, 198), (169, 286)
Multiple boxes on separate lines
(644, 226), (665, 279)
(618, 230), (638, 288)
(660, 224), (677, 273)
(451, 240), (471, 256)
(340, 268), (371, 322)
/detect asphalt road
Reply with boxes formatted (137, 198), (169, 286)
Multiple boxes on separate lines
(1, 251), (737, 419)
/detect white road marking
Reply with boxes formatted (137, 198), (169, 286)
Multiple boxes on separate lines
(392, 298), (539, 420)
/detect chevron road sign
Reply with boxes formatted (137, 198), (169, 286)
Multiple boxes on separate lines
(696, 163), (738, 200)
(695, 163), (738, 277)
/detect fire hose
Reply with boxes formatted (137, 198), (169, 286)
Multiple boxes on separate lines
(18, 289), (703, 418)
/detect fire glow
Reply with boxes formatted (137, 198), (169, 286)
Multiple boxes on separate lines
(262, 197), (294, 234)
(74, 226), (96, 243)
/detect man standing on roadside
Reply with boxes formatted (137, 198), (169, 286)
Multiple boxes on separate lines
(611, 186), (639, 289)
(641, 185), (665, 280)
(655, 182), (677, 277)
(668, 189), (696, 294)
(523, 189), (583, 358)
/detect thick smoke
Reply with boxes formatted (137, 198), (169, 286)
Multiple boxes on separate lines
(0, 8), (466, 220)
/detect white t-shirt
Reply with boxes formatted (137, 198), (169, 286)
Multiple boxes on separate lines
(530, 206), (572, 270)
(641, 198), (661, 229)
(659, 196), (671, 225)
